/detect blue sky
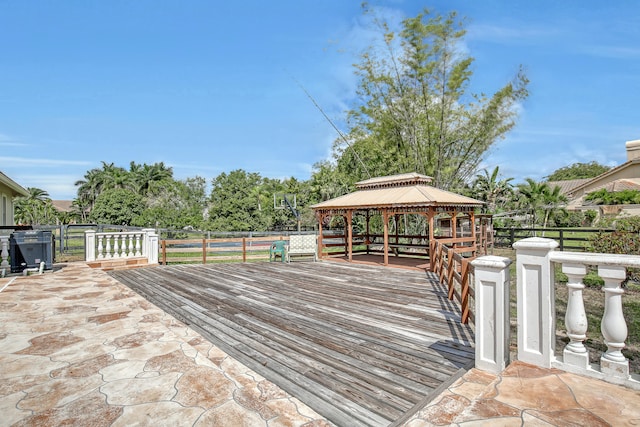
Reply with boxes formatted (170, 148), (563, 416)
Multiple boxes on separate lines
(1, 1), (639, 200)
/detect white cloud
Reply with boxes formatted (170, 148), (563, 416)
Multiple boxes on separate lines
(468, 23), (562, 44)
(0, 156), (93, 167)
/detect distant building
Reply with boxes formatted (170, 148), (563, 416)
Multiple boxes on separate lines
(549, 139), (640, 218)
(0, 171), (29, 226)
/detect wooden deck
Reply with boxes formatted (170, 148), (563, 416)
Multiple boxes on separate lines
(109, 261), (475, 427)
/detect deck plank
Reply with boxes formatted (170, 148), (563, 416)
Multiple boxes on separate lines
(109, 261), (474, 427)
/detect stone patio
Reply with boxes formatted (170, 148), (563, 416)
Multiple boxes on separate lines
(1, 262), (639, 426)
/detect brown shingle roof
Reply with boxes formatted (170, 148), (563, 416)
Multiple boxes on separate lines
(312, 173), (483, 210)
(547, 179), (592, 197)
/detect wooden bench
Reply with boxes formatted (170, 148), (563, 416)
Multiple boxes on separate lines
(287, 234), (317, 262)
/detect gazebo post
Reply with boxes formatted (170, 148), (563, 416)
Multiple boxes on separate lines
(365, 211), (370, 255)
(383, 209), (389, 266)
(317, 212), (325, 260)
(346, 210), (353, 262)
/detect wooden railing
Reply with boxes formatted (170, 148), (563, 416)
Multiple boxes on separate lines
(493, 227), (614, 251)
(429, 238), (476, 324)
(160, 236), (291, 264)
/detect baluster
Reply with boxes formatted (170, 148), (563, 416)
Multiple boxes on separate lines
(128, 234), (134, 257)
(113, 234), (120, 258)
(121, 234), (127, 257)
(0, 236), (9, 267)
(97, 235), (104, 259)
(105, 234), (112, 259)
(135, 233), (142, 257)
(562, 263), (589, 368)
(598, 265), (629, 378)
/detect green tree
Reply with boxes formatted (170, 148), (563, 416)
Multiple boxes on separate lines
(546, 161), (610, 181)
(516, 178), (567, 229)
(207, 170), (269, 231)
(336, 7), (529, 190)
(471, 166), (513, 213)
(14, 187), (58, 225)
(140, 177), (208, 229)
(129, 161), (174, 195)
(88, 188), (145, 226)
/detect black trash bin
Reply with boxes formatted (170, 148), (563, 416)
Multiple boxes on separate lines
(10, 230), (54, 273)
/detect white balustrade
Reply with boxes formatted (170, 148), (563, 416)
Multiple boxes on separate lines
(474, 237), (640, 388)
(85, 230), (158, 265)
(1, 236), (10, 268)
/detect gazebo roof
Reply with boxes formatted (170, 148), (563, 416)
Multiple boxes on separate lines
(311, 173), (483, 211)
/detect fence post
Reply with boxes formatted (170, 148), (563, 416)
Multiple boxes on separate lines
(85, 230), (96, 262)
(471, 255), (512, 374)
(242, 237), (247, 262)
(513, 237), (559, 368)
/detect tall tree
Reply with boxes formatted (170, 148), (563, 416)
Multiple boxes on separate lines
(14, 187), (57, 225)
(336, 7), (529, 190)
(546, 161), (610, 181)
(471, 166), (513, 213)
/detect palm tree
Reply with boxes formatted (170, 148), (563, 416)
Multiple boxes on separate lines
(14, 187), (55, 225)
(516, 179), (567, 232)
(472, 166), (514, 213)
(130, 162), (173, 194)
(516, 178), (548, 229)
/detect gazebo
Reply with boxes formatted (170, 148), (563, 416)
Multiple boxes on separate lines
(311, 173), (485, 268)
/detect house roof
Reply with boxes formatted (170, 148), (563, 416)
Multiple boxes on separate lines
(0, 171), (29, 197)
(547, 179), (592, 196)
(311, 173), (484, 211)
(52, 200), (74, 212)
(568, 159), (640, 196)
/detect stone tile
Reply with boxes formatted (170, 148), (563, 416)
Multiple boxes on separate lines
(51, 353), (120, 378)
(416, 393), (470, 425)
(196, 400), (266, 427)
(0, 391), (33, 426)
(449, 378), (490, 401)
(0, 374), (50, 397)
(16, 331), (84, 356)
(18, 374), (105, 412)
(0, 353), (67, 378)
(528, 408), (609, 426)
(455, 398), (521, 422)
(111, 401), (204, 427)
(461, 369), (498, 386)
(13, 390), (123, 427)
(175, 365), (236, 408)
(501, 361), (564, 379)
(560, 373), (640, 424)
(494, 373), (580, 412)
(100, 360), (148, 381)
(101, 371), (182, 405)
(145, 348), (197, 373)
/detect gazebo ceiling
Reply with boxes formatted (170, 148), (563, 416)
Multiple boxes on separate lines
(311, 173), (484, 211)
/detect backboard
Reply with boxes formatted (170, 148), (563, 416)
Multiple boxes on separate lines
(274, 193), (297, 210)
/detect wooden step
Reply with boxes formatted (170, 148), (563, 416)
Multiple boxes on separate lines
(87, 257), (153, 271)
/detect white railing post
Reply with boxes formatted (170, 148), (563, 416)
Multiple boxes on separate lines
(513, 237), (559, 368)
(135, 233), (142, 257)
(562, 263), (589, 369)
(0, 235), (9, 268)
(471, 255), (512, 374)
(85, 230), (96, 262)
(598, 265), (629, 378)
(143, 229), (159, 264)
(105, 234), (112, 259)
